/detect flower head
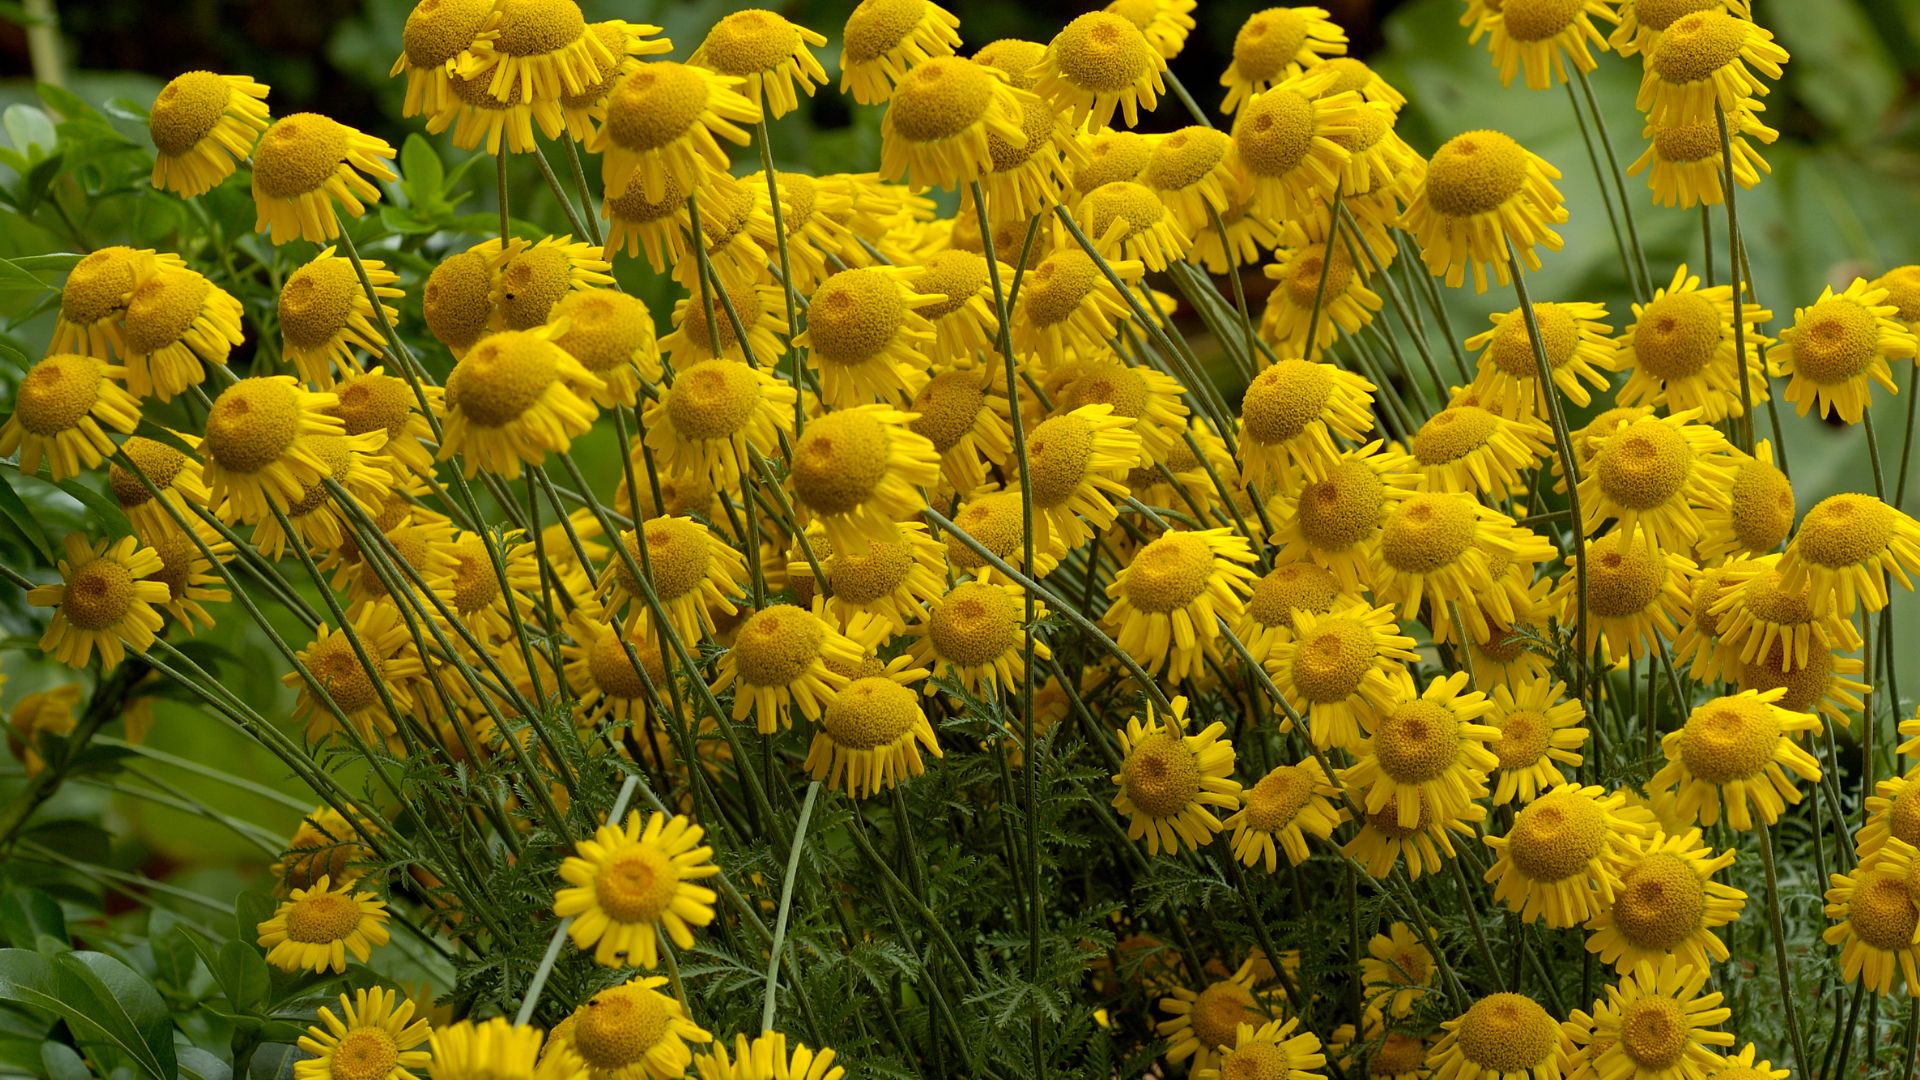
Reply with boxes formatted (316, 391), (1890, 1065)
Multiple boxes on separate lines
(1776, 492), (1920, 618)
(148, 71), (270, 196)
(439, 325), (605, 478)
(594, 61), (759, 204)
(554, 975), (711, 1080)
(879, 57), (1027, 191)
(1774, 277), (1917, 424)
(390, 0), (495, 117)
(249, 113), (397, 245)
(1220, 6), (1348, 115)
(1426, 992), (1569, 1080)
(806, 673), (944, 797)
(556, 810), (720, 969)
(1637, 9), (1788, 126)
(712, 604), (865, 733)
(292, 987), (431, 1080)
(1586, 958), (1734, 1077)
(1034, 11), (1168, 131)
(28, 535), (171, 671)
(279, 247), (400, 389)
(1649, 688), (1822, 831)
(256, 874), (390, 973)
(1104, 528), (1257, 684)
(690, 9), (829, 119)
(1402, 129), (1567, 292)
(1585, 827), (1745, 975)
(1225, 758), (1341, 872)
(1612, 263), (1771, 421)
(0, 353), (142, 480)
(908, 580), (1051, 698)
(839, 0), (962, 105)
(1485, 676), (1586, 805)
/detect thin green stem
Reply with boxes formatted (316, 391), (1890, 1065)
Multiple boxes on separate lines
(1716, 104), (1756, 452)
(762, 781), (820, 1032)
(1575, 68), (1652, 302)
(1758, 824), (1812, 1077)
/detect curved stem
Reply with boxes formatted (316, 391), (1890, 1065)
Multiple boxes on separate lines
(762, 781), (820, 1032)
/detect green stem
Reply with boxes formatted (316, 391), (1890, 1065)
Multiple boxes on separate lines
(1575, 68), (1652, 302)
(1758, 823), (1812, 1077)
(762, 781), (820, 1032)
(1716, 104), (1756, 452)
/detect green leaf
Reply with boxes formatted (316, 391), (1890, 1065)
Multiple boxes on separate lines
(131, 418), (196, 455)
(54, 475), (130, 536)
(176, 1046), (233, 1080)
(9, 252), (81, 273)
(3, 105), (57, 162)
(149, 916), (198, 990)
(401, 133), (444, 203)
(0, 949), (175, 1080)
(36, 83), (101, 123)
(40, 1042), (90, 1080)
(234, 890), (276, 946)
(0, 255), (50, 291)
(0, 468), (53, 563)
(0, 889), (67, 951)
(216, 940), (270, 1013)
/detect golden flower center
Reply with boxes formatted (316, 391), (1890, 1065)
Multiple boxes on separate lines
(1618, 996), (1689, 1070)
(1379, 493), (1477, 574)
(1596, 419), (1692, 510)
(60, 247), (140, 326)
(1794, 493), (1895, 569)
(1586, 538), (1666, 618)
(1281, 247), (1357, 310)
(309, 635), (383, 714)
(447, 332), (563, 427)
(1296, 462), (1385, 551)
(909, 371), (986, 452)
(1084, 181), (1166, 242)
(1122, 730), (1201, 817)
(499, 247), (577, 330)
(1290, 617), (1375, 703)
(595, 843), (680, 924)
(205, 378), (301, 473)
(1502, 0), (1588, 42)
(1146, 127), (1230, 192)
(911, 250), (988, 321)
(1233, 8), (1311, 82)
(554, 291), (651, 376)
(1022, 251), (1101, 327)
(1791, 297), (1882, 384)
(126, 266), (214, 353)
(890, 57), (995, 143)
(1189, 980), (1258, 1052)
(1052, 12), (1154, 92)
(1612, 851), (1706, 950)
(808, 269), (907, 364)
(1456, 993), (1557, 1072)
(626, 518), (711, 603)
(285, 891), (362, 944)
(1735, 643), (1827, 713)
(280, 258), (360, 349)
(1027, 413), (1098, 507)
(830, 533), (915, 604)
(1850, 874), (1920, 951)
(447, 539), (499, 614)
(1242, 359), (1334, 445)
(678, 277), (761, 356)
(1233, 89), (1317, 180)
(328, 1028), (399, 1080)
(1244, 765), (1314, 830)
(842, 0), (928, 65)
(14, 355), (102, 436)
(701, 9), (803, 76)
(1652, 117), (1722, 163)
(1366, 795), (1429, 839)
(975, 38), (1046, 90)
(1078, 130), (1153, 190)
(930, 583), (1021, 665)
(1369, 1034), (1426, 1077)
(1222, 1042), (1290, 1080)
(1727, 458), (1794, 552)
(1635, 0), (1721, 33)
(791, 410), (891, 515)
(605, 62), (709, 153)
(572, 990), (672, 1067)
(1879, 266), (1920, 323)
(493, 0), (586, 56)
(667, 360), (762, 441)
(1488, 303), (1579, 378)
(587, 628), (663, 699)
(1651, 11), (1748, 85)
(329, 373), (413, 441)
(732, 606), (825, 687)
(403, 0), (493, 67)
(1123, 533), (1215, 613)
(1373, 701), (1463, 785)
(1246, 564), (1339, 631)
(149, 71), (231, 156)
(1424, 131), (1529, 218)
(252, 114), (350, 199)
(1740, 569), (1812, 626)
(1679, 697), (1779, 783)
(1506, 790), (1606, 882)
(824, 677), (920, 750)
(424, 250), (496, 348)
(1490, 709), (1550, 770)
(63, 556), (138, 631)
(1414, 406), (1500, 467)
(1890, 787), (1920, 849)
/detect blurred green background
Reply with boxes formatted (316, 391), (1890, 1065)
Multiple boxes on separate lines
(0, 0), (1917, 908)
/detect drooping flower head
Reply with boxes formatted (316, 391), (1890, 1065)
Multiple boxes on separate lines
(249, 113), (397, 245)
(1483, 782), (1653, 928)
(806, 672), (944, 798)
(148, 71), (270, 196)
(438, 325), (606, 478)
(1226, 758), (1341, 872)
(1611, 263), (1771, 421)
(390, 0), (494, 117)
(595, 61), (759, 204)
(0, 353), (142, 481)
(689, 9), (829, 119)
(1465, 300), (1616, 417)
(278, 246), (400, 389)
(839, 0), (962, 105)
(1034, 11), (1168, 131)
(1104, 529), (1258, 685)
(1220, 6), (1348, 115)
(1637, 9), (1789, 126)
(1776, 492), (1920, 618)
(1773, 277), (1918, 424)
(1476, 0), (1620, 90)
(1402, 129), (1567, 292)
(879, 57), (1028, 192)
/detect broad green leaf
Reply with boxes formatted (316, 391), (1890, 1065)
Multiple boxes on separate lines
(36, 83), (101, 122)
(54, 951), (177, 1079)
(234, 890), (277, 946)
(216, 940), (271, 1013)
(2, 104), (57, 162)
(0, 469), (53, 563)
(0, 889), (67, 951)
(0, 256), (50, 292)
(401, 133), (444, 203)
(40, 1042), (90, 1080)
(176, 1046), (233, 1080)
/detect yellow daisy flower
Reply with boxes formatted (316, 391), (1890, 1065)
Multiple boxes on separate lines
(1106, 0), (1198, 60)
(1348, 672), (1499, 830)
(1237, 357), (1376, 487)
(1464, 300), (1616, 417)
(1360, 922), (1434, 1022)
(1075, 179), (1191, 272)
(1578, 408), (1735, 552)
(1478, 0), (1619, 90)
(1484, 782), (1653, 928)
(390, 0), (494, 117)
(246, 432), (389, 560)
(1220, 6), (1348, 115)
(1156, 960), (1275, 1076)
(1776, 492), (1920, 618)
(1707, 552), (1861, 672)
(1229, 70), (1364, 222)
(1035, 11), (1167, 131)
(1706, 1044), (1788, 1080)
(1774, 276), (1918, 424)
(1734, 642), (1870, 732)
(693, 1033), (843, 1080)
(690, 9), (829, 119)
(438, 325), (605, 479)
(116, 258), (244, 402)
(1649, 688), (1822, 831)
(1629, 107), (1776, 209)
(256, 874), (390, 974)
(1402, 129), (1567, 292)
(1195, 1018), (1326, 1080)
(272, 806), (373, 895)
(286, 600), (425, 741)
(1073, 128), (1157, 197)
(657, 276), (789, 367)
(147, 71), (270, 197)
(1485, 676), (1586, 805)
(1585, 827), (1745, 975)
(1225, 758), (1342, 872)
(594, 61), (758, 204)
(429, 1018), (546, 1080)
(816, 521), (948, 635)
(201, 378), (355, 525)
(973, 37), (1048, 91)
(108, 433), (211, 536)
(548, 290), (661, 409)
(1636, 9), (1788, 126)
(1195, 186), (1289, 275)
(712, 604), (865, 733)
(788, 405), (941, 553)
(1112, 695), (1239, 856)
(806, 673), (944, 797)
(1342, 782), (1486, 880)
(1589, 958), (1734, 1076)
(880, 57), (1028, 192)
(555, 810), (719, 969)
(28, 534), (169, 672)
(422, 247), (500, 359)
(1611, 263), (1771, 421)
(908, 580), (1051, 699)
(795, 266), (938, 407)
(491, 236), (615, 331)
(1267, 602), (1419, 752)
(1268, 441), (1417, 595)
(907, 367), (1015, 492)
(324, 368), (440, 479)
(1553, 532), (1695, 663)
(277, 246), (399, 389)
(1024, 403), (1142, 552)
(1426, 992), (1570, 1080)
(942, 488), (1066, 583)
(49, 246), (182, 359)
(563, 611), (669, 728)
(1009, 248), (1146, 368)
(839, 0), (962, 106)
(643, 359), (794, 489)
(1609, 0), (1750, 58)
(1370, 492), (1535, 642)
(293, 987), (431, 1080)
(600, 515), (747, 645)
(249, 113), (397, 245)
(455, 0), (626, 103)
(1466, 576), (1557, 688)
(1104, 528), (1257, 685)
(1260, 236), (1385, 360)
(429, 64), (567, 154)
(1411, 404), (1554, 499)
(557, 21), (665, 144)
(0, 353), (142, 481)
(555, 975), (711, 1080)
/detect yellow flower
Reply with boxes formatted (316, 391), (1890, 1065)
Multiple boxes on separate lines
(746, 170), (860, 295)
(1649, 688), (1822, 831)
(256, 874), (390, 973)
(1465, 300), (1616, 418)
(1225, 758), (1341, 872)
(148, 71), (270, 197)
(643, 359), (794, 489)
(390, 0), (494, 117)
(1073, 128), (1157, 197)
(455, 0), (633, 103)
(712, 604), (865, 733)
(6, 684), (80, 777)
(839, 0), (962, 105)
(1402, 129), (1567, 292)
(879, 57), (1028, 191)
(1009, 249), (1147, 368)
(1195, 186), (1288, 274)
(108, 433), (211, 536)
(563, 611), (670, 728)
(1341, 783), (1485, 880)
(1826, 839), (1920, 996)
(1707, 552), (1861, 673)
(1219, 6), (1348, 115)
(1411, 404), (1553, 500)
(1156, 959), (1275, 1075)
(558, 22), (666, 144)
(1628, 107), (1776, 208)
(116, 258), (244, 402)
(1611, 263), (1771, 421)
(1104, 528), (1257, 684)
(273, 806), (374, 895)
(1578, 409), (1735, 552)
(429, 1018), (546, 1080)
(1229, 70), (1365, 222)
(249, 113), (397, 245)
(908, 579), (1051, 698)
(942, 487), (1065, 583)
(1553, 532), (1695, 663)
(1584, 827), (1746, 975)
(1774, 276), (1918, 424)
(1267, 602), (1418, 752)
(429, 64), (567, 154)
(1484, 782), (1653, 927)
(286, 600), (426, 741)
(672, 170), (777, 293)
(548, 290), (661, 410)
(1034, 11), (1168, 131)
(438, 325), (605, 479)
(1105, 0), (1198, 60)
(788, 405), (940, 553)
(1360, 922), (1434, 1022)
(1466, 577), (1557, 689)
(1636, 9), (1788, 127)
(794, 266), (938, 407)
(690, 9), (829, 119)
(815, 521), (947, 635)
(0, 353), (142, 481)
(492, 236), (615, 331)
(593, 61), (759, 204)
(1112, 694), (1240, 855)
(1370, 492), (1537, 642)
(693, 1033), (843, 1080)
(1194, 1017), (1327, 1080)
(1267, 441), (1416, 595)
(1586, 958), (1734, 1077)
(1610, 0), (1751, 58)
(658, 276), (790, 367)
(1485, 676), (1586, 805)
(1145, 128), (1247, 228)
(1477, 0), (1619, 90)
(50, 246), (184, 359)
(555, 810), (719, 969)
(1237, 358), (1376, 488)
(1425, 992), (1570, 1080)
(423, 247), (500, 358)
(245, 432), (389, 560)
(1075, 179), (1190, 272)
(1776, 492), (1920, 618)
(1706, 1044), (1788, 1080)
(599, 515), (747, 645)
(553, 975), (711, 1080)
(1347, 671), (1499, 832)
(806, 672), (943, 797)
(1859, 768), (1920, 861)
(278, 246), (400, 389)
(907, 367), (1015, 492)
(1024, 404), (1142, 551)
(293, 987), (431, 1080)
(29, 534), (171, 671)
(326, 368), (441, 480)
(1260, 236), (1385, 359)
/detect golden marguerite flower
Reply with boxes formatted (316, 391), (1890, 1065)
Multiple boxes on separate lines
(1425, 992), (1570, 1080)
(1584, 826), (1746, 976)
(1464, 300), (1616, 418)
(1610, 0), (1751, 58)
(1629, 107), (1776, 209)
(1024, 403), (1142, 552)
(1341, 781), (1486, 881)
(1228, 69), (1365, 222)
(438, 325), (606, 478)
(256, 874), (390, 974)
(794, 266), (938, 407)
(1266, 601), (1418, 753)
(1237, 357), (1376, 487)
(1225, 758), (1341, 872)
(1104, 528), (1258, 685)
(1483, 782), (1653, 928)
(1484, 676), (1586, 805)
(1773, 276), (1918, 424)
(1476, 0), (1620, 90)
(1577, 408), (1734, 553)
(1112, 694), (1239, 856)
(690, 9), (829, 119)
(1346, 672), (1499, 831)
(879, 56), (1028, 191)
(292, 987), (430, 1080)
(553, 975), (711, 1080)
(907, 579), (1051, 698)
(455, 0), (639, 103)
(1551, 531), (1695, 663)
(839, 0), (962, 105)
(1219, 6), (1348, 115)
(1649, 688), (1822, 831)
(249, 113), (397, 245)
(599, 515), (747, 646)
(0, 353), (142, 481)
(594, 61), (759, 204)
(1155, 959), (1274, 1076)
(148, 71), (270, 197)
(555, 810), (719, 969)
(1584, 958), (1733, 1077)
(694, 1033), (843, 1080)
(1105, 0), (1197, 60)
(1034, 11), (1168, 131)
(806, 672), (944, 798)
(285, 599), (425, 741)
(712, 604), (865, 733)
(278, 246), (400, 389)
(428, 1018), (546, 1080)
(390, 0), (494, 117)
(1193, 1017), (1326, 1080)
(1267, 441), (1416, 595)
(50, 246), (184, 359)
(788, 405), (941, 554)
(1611, 263), (1771, 421)
(1075, 179), (1191, 272)
(28, 534), (170, 672)
(1636, 8), (1788, 126)
(1776, 492), (1920, 618)
(1360, 922), (1434, 1022)
(1402, 129), (1567, 292)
